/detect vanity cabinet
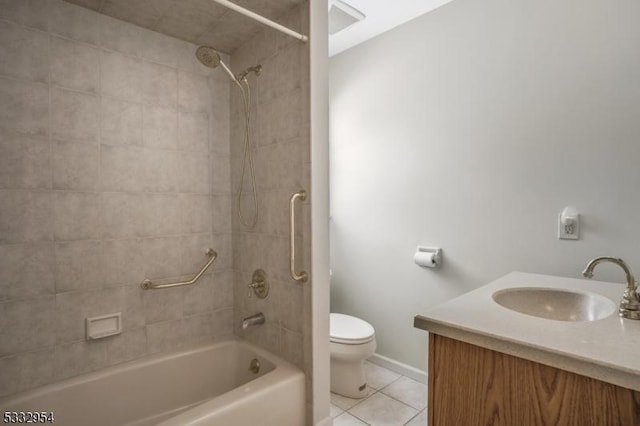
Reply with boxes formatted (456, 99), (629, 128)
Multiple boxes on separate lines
(428, 334), (640, 426)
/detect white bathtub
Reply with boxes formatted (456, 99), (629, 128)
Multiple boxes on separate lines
(0, 339), (305, 426)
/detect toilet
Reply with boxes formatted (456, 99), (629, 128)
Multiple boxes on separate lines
(330, 313), (377, 398)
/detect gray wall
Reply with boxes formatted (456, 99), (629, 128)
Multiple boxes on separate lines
(329, 0), (640, 370)
(0, 0), (233, 397)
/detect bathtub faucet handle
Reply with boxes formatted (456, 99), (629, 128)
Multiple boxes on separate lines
(247, 269), (269, 299)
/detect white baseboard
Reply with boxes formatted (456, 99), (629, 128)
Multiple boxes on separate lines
(367, 353), (428, 384)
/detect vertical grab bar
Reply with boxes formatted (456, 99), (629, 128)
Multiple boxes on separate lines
(289, 190), (308, 282)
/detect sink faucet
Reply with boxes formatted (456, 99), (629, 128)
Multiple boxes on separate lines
(582, 256), (640, 320)
(242, 312), (265, 329)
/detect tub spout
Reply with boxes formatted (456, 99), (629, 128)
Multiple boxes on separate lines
(242, 312), (265, 329)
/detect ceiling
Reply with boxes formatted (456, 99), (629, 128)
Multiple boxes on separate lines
(64, 0), (306, 54)
(64, 0), (453, 56)
(329, 0), (453, 57)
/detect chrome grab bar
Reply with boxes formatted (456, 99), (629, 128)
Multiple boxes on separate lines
(289, 190), (308, 282)
(141, 248), (217, 290)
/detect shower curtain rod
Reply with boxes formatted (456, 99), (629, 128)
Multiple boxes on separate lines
(211, 0), (308, 43)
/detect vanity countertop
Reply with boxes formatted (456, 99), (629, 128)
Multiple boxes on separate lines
(414, 271), (640, 391)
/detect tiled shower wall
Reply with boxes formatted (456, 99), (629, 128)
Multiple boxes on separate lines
(229, 0), (312, 409)
(0, 0), (234, 397)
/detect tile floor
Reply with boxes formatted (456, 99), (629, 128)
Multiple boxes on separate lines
(330, 361), (428, 426)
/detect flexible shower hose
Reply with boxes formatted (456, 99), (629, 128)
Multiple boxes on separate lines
(236, 78), (258, 229)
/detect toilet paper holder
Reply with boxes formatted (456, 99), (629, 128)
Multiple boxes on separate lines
(414, 246), (442, 268)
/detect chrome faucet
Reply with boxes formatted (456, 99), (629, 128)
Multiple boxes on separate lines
(582, 256), (640, 320)
(242, 312), (265, 329)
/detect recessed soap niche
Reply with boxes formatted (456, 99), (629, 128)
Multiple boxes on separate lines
(86, 313), (122, 340)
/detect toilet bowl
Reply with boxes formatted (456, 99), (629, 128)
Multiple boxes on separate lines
(330, 313), (376, 398)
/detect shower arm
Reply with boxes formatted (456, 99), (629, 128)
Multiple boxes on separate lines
(211, 0), (308, 43)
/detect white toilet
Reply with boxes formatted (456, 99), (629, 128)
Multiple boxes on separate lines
(330, 313), (377, 398)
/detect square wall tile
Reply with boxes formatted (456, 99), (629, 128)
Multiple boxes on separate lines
(101, 192), (145, 239)
(0, 0), (49, 31)
(178, 70), (211, 113)
(106, 327), (148, 365)
(51, 87), (100, 142)
(178, 111), (209, 153)
(142, 236), (183, 280)
(180, 234), (215, 277)
(100, 50), (143, 103)
(55, 287), (126, 343)
(0, 295), (56, 356)
(100, 97), (143, 147)
(54, 240), (104, 293)
(211, 307), (233, 338)
(53, 191), (102, 241)
(0, 190), (52, 244)
(100, 144), (146, 192)
(142, 193), (184, 236)
(0, 77), (49, 136)
(50, 36), (100, 93)
(211, 271), (233, 310)
(49, 0), (101, 45)
(182, 312), (215, 345)
(0, 243), (54, 301)
(102, 238), (144, 287)
(99, 13), (146, 58)
(183, 279), (214, 316)
(0, 20), (49, 83)
(147, 319), (184, 354)
(139, 60), (177, 109)
(52, 139), (100, 190)
(143, 105), (177, 150)
(182, 194), (214, 234)
(178, 151), (210, 193)
(0, 349), (54, 397)
(54, 340), (107, 381)
(143, 148), (179, 192)
(0, 128), (50, 190)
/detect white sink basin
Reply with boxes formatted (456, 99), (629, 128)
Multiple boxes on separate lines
(492, 287), (617, 321)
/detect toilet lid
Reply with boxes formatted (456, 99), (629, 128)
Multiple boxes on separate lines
(330, 313), (375, 344)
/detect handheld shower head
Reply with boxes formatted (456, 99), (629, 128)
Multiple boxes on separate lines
(195, 46), (221, 68)
(195, 46), (240, 85)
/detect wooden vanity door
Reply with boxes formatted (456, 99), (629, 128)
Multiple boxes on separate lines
(428, 333), (640, 426)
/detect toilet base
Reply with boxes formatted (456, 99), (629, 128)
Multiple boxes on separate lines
(330, 358), (368, 399)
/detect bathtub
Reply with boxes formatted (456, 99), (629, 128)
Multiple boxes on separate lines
(0, 339), (305, 426)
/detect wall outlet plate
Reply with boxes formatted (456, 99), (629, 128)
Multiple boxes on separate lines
(558, 213), (580, 240)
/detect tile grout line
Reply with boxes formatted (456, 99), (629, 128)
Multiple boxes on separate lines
(331, 364), (427, 425)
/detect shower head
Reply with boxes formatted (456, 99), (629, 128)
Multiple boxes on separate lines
(195, 46), (239, 85)
(195, 46), (221, 68)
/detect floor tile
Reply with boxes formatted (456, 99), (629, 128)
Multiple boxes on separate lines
(381, 376), (427, 410)
(330, 387), (375, 411)
(348, 392), (418, 426)
(404, 409), (427, 426)
(331, 402), (345, 418)
(364, 361), (401, 390)
(334, 412), (370, 426)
